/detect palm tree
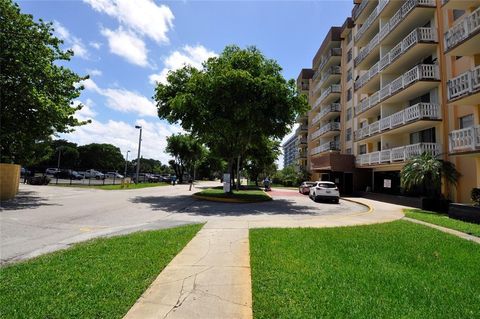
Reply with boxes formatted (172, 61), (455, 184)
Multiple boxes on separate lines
(400, 152), (460, 198)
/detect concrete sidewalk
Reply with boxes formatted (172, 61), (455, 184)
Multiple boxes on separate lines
(123, 197), (408, 319)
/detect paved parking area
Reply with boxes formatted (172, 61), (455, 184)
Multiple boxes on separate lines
(0, 183), (368, 264)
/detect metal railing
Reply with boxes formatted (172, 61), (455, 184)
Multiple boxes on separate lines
(354, 0), (436, 67)
(356, 142), (441, 165)
(353, 0), (370, 20)
(313, 66), (341, 94)
(354, 64), (439, 115)
(317, 48), (342, 74)
(449, 125), (480, 153)
(355, 103), (440, 140)
(354, 27), (437, 91)
(447, 65), (480, 101)
(310, 122), (341, 140)
(311, 141), (340, 155)
(314, 84), (341, 109)
(444, 6), (480, 52)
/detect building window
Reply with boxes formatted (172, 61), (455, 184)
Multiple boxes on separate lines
(346, 107), (352, 121)
(359, 144), (366, 155)
(346, 128), (352, 142)
(347, 68), (352, 82)
(453, 9), (465, 21)
(459, 114), (474, 129)
(347, 48), (352, 62)
(345, 148), (352, 154)
(410, 127), (436, 144)
(347, 88), (352, 101)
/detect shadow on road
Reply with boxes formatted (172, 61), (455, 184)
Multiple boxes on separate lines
(0, 190), (59, 211)
(130, 195), (323, 217)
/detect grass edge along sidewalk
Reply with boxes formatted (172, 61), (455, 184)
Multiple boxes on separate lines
(0, 224), (203, 319)
(404, 208), (480, 237)
(194, 186), (272, 203)
(250, 220), (480, 319)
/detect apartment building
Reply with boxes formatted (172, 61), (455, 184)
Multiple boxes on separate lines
(295, 69), (314, 172)
(282, 134), (298, 168)
(298, 0), (479, 203)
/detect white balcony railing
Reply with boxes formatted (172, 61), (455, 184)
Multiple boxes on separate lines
(354, 64), (439, 115)
(354, 0), (436, 67)
(444, 6), (480, 52)
(449, 125), (480, 153)
(316, 48), (342, 74)
(355, 0), (390, 43)
(353, 0), (370, 20)
(354, 27), (437, 91)
(355, 103), (440, 140)
(310, 141), (340, 155)
(313, 66), (341, 94)
(356, 143), (441, 165)
(447, 65), (480, 101)
(310, 122), (341, 140)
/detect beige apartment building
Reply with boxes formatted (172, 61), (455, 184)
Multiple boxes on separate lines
(297, 0), (479, 203)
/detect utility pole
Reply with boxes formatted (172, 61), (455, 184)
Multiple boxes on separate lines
(124, 150), (130, 178)
(135, 126), (142, 183)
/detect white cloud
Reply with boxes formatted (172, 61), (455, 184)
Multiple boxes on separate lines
(80, 78), (157, 117)
(86, 68), (103, 76)
(73, 99), (96, 121)
(89, 41), (102, 49)
(61, 118), (184, 163)
(149, 45), (217, 85)
(83, 0), (174, 44)
(53, 21), (89, 59)
(101, 27), (149, 67)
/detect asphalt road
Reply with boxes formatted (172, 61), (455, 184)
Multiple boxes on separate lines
(0, 182), (367, 264)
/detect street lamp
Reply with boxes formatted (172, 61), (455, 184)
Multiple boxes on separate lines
(124, 150), (130, 178)
(135, 125), (142, 183)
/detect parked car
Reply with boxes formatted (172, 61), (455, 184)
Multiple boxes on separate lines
(84, 169), (105, 179)
(133, 173), (158, 183)
(53, 169), (83, 180)
(299, 181), (316, 195)
(28, 175), (50, 185)
(45, 168), (60, 175)
(309, 181), (340, 203)
(105, 172), (124, 179)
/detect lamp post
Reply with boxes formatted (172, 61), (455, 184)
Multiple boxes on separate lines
(124, 150), (130, 178)
(135, 125), (142, 183)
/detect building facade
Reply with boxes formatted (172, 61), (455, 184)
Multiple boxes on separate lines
(297, 0), (479, 203)
(282, 134), (298, 169)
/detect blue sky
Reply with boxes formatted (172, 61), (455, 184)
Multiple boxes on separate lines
(17, 0), (352, 166)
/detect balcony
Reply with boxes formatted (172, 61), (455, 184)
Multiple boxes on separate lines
(313, 66), (341, 95)
(355, 0), (390, 46)
(317, 48), (342, 74)
(298, 137), (308, 145)
(442, 0), (480, 10)
(356, 143), (442, 166)
(354, 27), (437, 93)
(310, 122), (341, 141)
(313, 84), (341, 109)
(353, 0), (377, 24)
(319, 103), (341, 122)
(355, 64), (440, 116)
(355, 103), (441, 141)
(447, 65), (480, 104)
(444, 6), (480, 55)
(296, 151), (308, 159)
(354, 0), (436, 68)
(449, 125), (480, 154)
(311, 141), (340, 156)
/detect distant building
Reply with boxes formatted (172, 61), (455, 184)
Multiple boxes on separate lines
(282, 134), (298, 168)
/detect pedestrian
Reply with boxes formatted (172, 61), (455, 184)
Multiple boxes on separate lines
(263, 177), (271, 191)
(171, 175), (177, 186)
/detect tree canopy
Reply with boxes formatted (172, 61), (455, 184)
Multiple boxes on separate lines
(155, 45), (308, 186)
(0, 0), (87, 165)
(77, 144), (125, 171)
(166, 134), (206, 183)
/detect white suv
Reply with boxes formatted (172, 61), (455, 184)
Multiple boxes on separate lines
(309, 181), (340, 204)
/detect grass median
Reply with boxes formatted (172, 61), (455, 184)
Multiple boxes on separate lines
(0, 224), (203, 318)
(404, 208), (480, 237)
(250, 220), (480, 319)
(194, 186), (272, 203)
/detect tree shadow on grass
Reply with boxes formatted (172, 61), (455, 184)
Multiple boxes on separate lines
(130, 195), (339, 217)
(0, 190), (59, 211)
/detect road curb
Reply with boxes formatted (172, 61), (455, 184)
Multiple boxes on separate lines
(340, 197), (374, 214)
(192, 194), (272, 204)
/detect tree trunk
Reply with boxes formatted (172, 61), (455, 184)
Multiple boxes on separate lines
(236, 155), (241, 191)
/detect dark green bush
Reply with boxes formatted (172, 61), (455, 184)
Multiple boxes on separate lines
(471, 188), (480, 206)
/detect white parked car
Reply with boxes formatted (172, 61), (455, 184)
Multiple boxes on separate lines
(84, 169), (105, 180)
(45, 168), (60, 175)
(309, 181), (340, 204)
(105, 172), (124, 179)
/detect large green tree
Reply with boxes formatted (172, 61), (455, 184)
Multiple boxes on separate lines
(0, 0), (88, 165)
(78, 143), (124, 171)
(166, 134), (206, 183)
(155, 45), (308, 190)
(245, 137), (280, 186)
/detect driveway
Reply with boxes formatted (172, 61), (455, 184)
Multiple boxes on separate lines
(0, 182), (367, 264)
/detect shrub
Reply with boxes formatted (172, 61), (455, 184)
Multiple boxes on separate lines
(471, 188), (480, 206)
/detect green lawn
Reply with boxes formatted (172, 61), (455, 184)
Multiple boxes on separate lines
(0, 224), (202, 319)
(404, 208), (480, 237)
(195, 186), (272, 202)
(50, 182), (170, 190)
(250, 221), (480, 319)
